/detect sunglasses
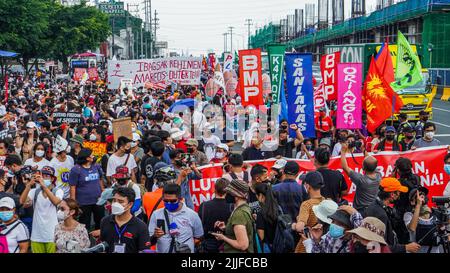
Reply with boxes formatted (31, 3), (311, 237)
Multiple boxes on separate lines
(163, 199), (178, 204)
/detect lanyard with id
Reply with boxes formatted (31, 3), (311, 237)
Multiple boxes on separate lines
(113, 223), (129, 253)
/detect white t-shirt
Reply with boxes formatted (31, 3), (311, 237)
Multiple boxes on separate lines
(28, 188), (64, 243)
(0, 219), (30, 253)
(332, 142), (342, 157)
(50, 156), (75, 199)
(296, 150), (315, 159)
(201, 135), (221, 161)
(193, 111), (206, 132)
(106, 153), (138, 177)
(24, 158), (51, 171)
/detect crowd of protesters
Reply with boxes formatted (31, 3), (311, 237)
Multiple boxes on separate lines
(0, 68), (449, 254)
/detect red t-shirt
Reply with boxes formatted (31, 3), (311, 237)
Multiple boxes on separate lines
(175, 139), (187, 152)
(315, 116), (333, 132)
(374, 141), (403, 152)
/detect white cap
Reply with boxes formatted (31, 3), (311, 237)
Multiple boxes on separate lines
(53, 135), (69, 153)
(26, 121), (36, 129)
(216, 143), (229, 152)
(0, 197), (15, 209)
(272, 159), (287, 170)
(132, 133), (141, 142)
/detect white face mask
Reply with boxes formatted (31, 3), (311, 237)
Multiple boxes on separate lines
(89, 134), (97, 141)
(111, 202), (125, 215)
(425, 131), (434, 139)
(130, 142), (137, 148)
(35, 150), (45, 157)
(57, 210), (69, 222)
(215, 152), (225, 159)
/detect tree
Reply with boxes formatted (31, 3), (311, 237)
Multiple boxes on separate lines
(0, 0), (55, 76)
(48, 2), (111, 73)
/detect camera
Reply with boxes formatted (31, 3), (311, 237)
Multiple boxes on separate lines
(432, 196), (450, 224)
(348, 140), (363, 150)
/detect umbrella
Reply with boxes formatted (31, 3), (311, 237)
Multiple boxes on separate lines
(168, 99), (196, 113)
(0, 50), (19, 58)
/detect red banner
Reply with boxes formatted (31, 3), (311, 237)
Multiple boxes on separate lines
(189, 146), (449, 211)
(238, 49), (264, 107)
(320, 52), (340, 101)
(88, 67), (99, 81)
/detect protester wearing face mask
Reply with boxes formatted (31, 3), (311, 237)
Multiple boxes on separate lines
(210, 143), (229, 164)
(100, 187), (151, 253)
(107, 136), (138, 184)
(50, 136), (74, 199)
(149, 183), (203, 253)
(200, 122), (222, 162)
(341, 142), (381, 213)
(444, 153), (450, 196)
(19, 166), (63, 253)
(347, 217), (391, 253)
(242, 136), (273, 161)
(69, 135), (84, 160)
(296, 139), (315, 159)
(373, 126), (402, 152)
(69, 148), (105, 231)
(364, 177), (421, 253)
(310, 205), (363, 253)
(54, 198), (90, 253)
(414, 110), (429, 139)
(185, 139), (208, 166)
(111, 166), (143, 220)
(399, 126), (416, 151)
(23, 142), (50, 171)
(131, 133), (144, 167)
(269, 159), (286, 185)
(274, 124), (304, 158)
(412, 122), (441, 149)
(0, 197), (30, 253)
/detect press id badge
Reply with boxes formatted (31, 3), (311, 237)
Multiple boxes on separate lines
(114, 243), (126, 253)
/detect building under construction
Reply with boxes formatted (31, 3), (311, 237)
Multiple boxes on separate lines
(250, 0), (450, 70)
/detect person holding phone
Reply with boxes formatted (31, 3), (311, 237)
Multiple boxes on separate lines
(19, 166), (63, 253)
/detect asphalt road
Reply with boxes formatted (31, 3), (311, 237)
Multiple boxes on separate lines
(432, 99), (450, 145)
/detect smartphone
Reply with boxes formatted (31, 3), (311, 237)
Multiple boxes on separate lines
(156, 219), (166, 233)
(303, 227), (310, 238)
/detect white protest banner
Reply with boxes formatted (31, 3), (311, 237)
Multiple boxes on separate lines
(107, 57), (202, 89)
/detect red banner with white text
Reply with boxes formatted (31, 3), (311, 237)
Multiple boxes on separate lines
(320, 52), (340, 101)
(238, 49), (264, 107)
(189, 146), (449, 211)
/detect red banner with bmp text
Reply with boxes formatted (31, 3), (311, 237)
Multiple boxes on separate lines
(189, 146), (449, 211)
(238, 49), (263, 107)
(320, 52), (340, 101)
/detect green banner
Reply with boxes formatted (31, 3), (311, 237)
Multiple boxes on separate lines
(391, 31), (423, 91)
(267, 45), (285, 103)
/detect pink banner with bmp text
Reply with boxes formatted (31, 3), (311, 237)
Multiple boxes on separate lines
(337, 63), (363, 129)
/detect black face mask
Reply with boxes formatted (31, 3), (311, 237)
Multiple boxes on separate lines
(186, 147), (194, 154)
(280, 139), (287, 145)
(281, 125), (288, 130)
(117, 179), (128, 186)
(405, 135), (414, 140)
(386, 135), (395, 141)
(353, 241), (369, 253)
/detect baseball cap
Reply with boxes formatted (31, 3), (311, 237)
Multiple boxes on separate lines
(41, 166), (56, 177)
(272, 159), (287, 170)
(0, 197), (15, 209)
(26, 121), (37, 129)
(215, 143), (229, 152)
(112, 166), (130, 179)
(319, 138), (331, 147)
(132, 133), (141, 142)
(185, 138), (199, 147)
(312, 200), (338, 224)
(385, 126), (396, 133)
(380, 177), (408, 193)
(284, 161), (300, 176)
(303, 171), (324, 188)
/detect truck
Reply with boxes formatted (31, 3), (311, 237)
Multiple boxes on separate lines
(325, 43), (434, 122)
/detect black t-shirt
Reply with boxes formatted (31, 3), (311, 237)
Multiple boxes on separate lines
(273, 140), (296, 158)
(100, 215), (151, 253)
(140, 155), (163, 191)
(317, 168), (348, 203)
(256, 210), (277, 245)
(198, 198), (233, 240)
(242, 147), (273, 161)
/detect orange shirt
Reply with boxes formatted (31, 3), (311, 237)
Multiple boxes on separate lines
(142, 188), (165, 221)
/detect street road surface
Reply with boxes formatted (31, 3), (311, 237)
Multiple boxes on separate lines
(432, 99), (450, 145)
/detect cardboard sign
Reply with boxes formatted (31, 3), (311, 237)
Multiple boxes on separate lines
(112, 117), (133, 144)
(52, 112), (82, 125)
(238, 49), (264, 107)
(83, 141), (107, 158)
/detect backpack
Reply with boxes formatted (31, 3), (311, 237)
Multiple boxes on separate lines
(229, 172), (249, 183)
(272, 211), (296, 253)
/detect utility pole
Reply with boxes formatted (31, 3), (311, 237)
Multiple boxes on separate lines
(245, 19), (253, 49)
(140, 23), (144, 59)
(223, 32), (228, 53)
(126, 3), (139, 60)
(153, 10), (159, 57)
(228, 26), (234, 55)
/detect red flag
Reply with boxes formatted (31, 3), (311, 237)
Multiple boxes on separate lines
(363, 57), (403, 133)
(375, 42), (395, 84)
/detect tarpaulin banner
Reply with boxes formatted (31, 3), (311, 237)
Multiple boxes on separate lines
(320, 52), (340, 101)
(238, 49), (264, 107)
(313, 82), (326, 113)
(285, 53), (315, 139)
(107, 57), (202, 89)
(337, 63), (363, 129)
(223, 53), (233, 71)
(267, 45), (285, 104)
(189, 146), (449, 211)
(73, 68), (87, 81)
(83, 141), (107, 159)
(88, 67), (99, 81)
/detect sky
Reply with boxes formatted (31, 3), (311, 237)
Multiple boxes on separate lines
(103, 0), (380, 56)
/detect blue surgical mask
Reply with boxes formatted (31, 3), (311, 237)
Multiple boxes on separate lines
(164, 201), (179, 212)
(0, 211), (14, 222)
(44, 179), (52, 188)
(445, 164), (450, 175)
(329, 223), (345, 238)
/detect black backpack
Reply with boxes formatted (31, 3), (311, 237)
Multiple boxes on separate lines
(272, 210), (295, 253)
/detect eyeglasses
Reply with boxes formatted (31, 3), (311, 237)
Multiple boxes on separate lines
(163, 199), (178, 204)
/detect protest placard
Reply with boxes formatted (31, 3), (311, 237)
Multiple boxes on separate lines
(52, 112), (82, 125)
(112, 117), (133, 144)
(83, 141), (107, 158)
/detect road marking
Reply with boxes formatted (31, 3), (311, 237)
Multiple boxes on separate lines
(435, 134), (450, 137)
(433, 121), (450, 128)
(434, 107), (450, 113)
